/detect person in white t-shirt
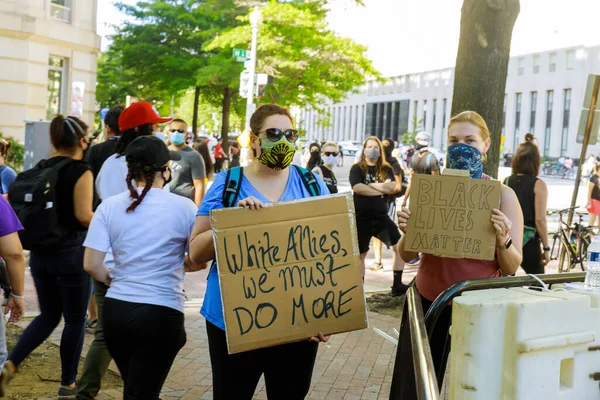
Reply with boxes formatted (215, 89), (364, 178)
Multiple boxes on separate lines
(95, 101), (173, 201)
(83, 135), (206, 399)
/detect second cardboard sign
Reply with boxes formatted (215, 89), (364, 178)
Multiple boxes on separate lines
(405, 172), (501, 260)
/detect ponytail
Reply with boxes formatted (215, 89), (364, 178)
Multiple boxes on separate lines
(126, 163), (155, 213)
(50, 115), (88, 150)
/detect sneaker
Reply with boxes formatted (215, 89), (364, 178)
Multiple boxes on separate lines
(0, 362), (15, 397)
(58, 384), (78, 399)
(391, 283), (410, 297)
(407, 255), (421, 266)
(367, 262), (383, 271)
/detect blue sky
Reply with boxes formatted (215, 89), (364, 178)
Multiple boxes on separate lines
(97, 0), (600, 77)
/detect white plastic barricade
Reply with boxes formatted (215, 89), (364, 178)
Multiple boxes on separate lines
(449, 286), (600, 400)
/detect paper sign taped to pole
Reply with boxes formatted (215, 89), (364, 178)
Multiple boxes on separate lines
(404, 173), (501, 260)
(211, 193), (367, 354)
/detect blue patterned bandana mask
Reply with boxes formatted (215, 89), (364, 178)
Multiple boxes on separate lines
(447, 143), (483, 179)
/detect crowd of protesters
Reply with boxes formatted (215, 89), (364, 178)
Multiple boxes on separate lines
(0, 99), (566, 400)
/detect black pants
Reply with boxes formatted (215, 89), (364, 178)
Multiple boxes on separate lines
(9, 235), (90, 386)
(206, 321), (318, 400)
(522, 237), (544, 274)
(103, 298), (186, 400)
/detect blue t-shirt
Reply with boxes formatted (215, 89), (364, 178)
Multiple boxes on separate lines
(0, 165), (17, 194)
(197, 167), (330, 330)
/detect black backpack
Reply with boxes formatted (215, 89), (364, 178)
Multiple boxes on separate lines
(8, 158), (74, 251)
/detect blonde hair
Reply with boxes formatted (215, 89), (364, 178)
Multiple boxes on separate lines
(448, 110), (491, 161)
(322, 141), (339, 152)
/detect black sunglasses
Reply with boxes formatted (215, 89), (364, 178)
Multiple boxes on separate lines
(169, 129), (185, 133)
(324, 151), (339, 157)
(257, 128), (299, 143)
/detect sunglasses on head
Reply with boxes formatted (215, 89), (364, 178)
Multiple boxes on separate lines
(257, 128), (299, 143)
(169, 129), (185, 133)
(324, 151), (339, 157)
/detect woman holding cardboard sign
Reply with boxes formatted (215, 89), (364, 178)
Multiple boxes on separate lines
(397, 110), (523, 376)
(189, 104), (331, 400)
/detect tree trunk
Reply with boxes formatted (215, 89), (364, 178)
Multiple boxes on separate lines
(220, 85), (231, 157)
(192, 86), (200, 135)
(450, 0), (520, 178)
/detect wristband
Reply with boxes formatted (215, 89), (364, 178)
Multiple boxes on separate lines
(543, 247), (550, 252)
(9, 292), (24, 299)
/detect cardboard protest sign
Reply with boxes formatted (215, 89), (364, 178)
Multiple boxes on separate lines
(211, 192), (367, 354)
(404, 171), (501, 260)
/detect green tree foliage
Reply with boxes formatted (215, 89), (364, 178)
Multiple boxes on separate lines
(402, 114), (424, 145)
(0, 133), (24, 172)
(206, 1), (380, 109)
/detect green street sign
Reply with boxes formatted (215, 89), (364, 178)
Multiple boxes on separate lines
(233, 49), (248, 59)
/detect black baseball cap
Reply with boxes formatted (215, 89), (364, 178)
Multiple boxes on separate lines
(125, 135), (181, 171)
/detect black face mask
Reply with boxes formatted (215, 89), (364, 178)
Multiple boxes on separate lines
(415, 143), (428, 151)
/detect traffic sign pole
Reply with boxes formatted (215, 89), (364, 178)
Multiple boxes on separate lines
(561, 74), (600, 271)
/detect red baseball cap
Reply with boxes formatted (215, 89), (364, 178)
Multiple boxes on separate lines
(118, 101), (172, 132)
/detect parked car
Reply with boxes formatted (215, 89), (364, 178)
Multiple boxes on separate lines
(339, 140), (363, 156)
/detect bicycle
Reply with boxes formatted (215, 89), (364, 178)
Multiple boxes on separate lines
(547, 206), (595, 272)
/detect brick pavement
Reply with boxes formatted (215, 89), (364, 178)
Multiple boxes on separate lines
(20, 302), (402, 400)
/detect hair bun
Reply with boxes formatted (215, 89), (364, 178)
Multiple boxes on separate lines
(525, 133), (535, 143)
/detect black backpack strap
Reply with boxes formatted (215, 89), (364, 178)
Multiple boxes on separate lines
(293, 165), (321, 197)
(52, 158), (76, 172)
(222, 166), (243, 208)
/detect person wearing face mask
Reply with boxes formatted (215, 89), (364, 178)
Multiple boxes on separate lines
(96, 101), (173, 202)
(189, 104), (331, 400)
(306, 142), (323, 171)
(5, 115), (94, 398)
(396, 111), (523, 381)
(76, 102), (172, 400)
(367, 138), (408, 295)
(349, 137), (404, 288)
(83, 136), (205, 399)
(312, 141), (339, 193)
(168, 119), (206, 207)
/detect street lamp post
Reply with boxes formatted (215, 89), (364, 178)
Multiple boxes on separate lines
(244, 6), (263, 132)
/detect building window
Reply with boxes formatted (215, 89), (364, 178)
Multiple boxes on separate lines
(502, 94), (507, 135)
(432, 98), (437, 134)
(566, 50), (575, 70)
(530, 91), (537, 134)
(533, 54), (540, 74)
(549, 52), (557, 73)
(561, 89), (571, 155)
(544, 90), (554, 156)
(423, 100), (428, 131)
(518, 58), (525, 76)
(441, 99), (447, 149)
(51, 0), (72, 23)
(413, 100), (418, 128)
(514, 93), (522, 149)
(47, 56), (68, 120)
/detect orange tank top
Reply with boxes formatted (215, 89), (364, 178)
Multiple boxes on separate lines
(416, 253), (502, 302)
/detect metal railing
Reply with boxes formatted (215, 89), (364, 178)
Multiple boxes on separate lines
(406, 287), (440, 400)
(390, 272), (587, 399)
